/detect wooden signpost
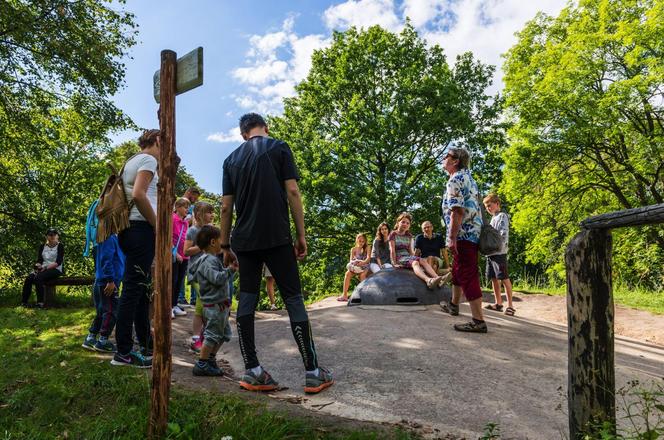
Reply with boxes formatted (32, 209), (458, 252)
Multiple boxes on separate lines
(148, 47), (203, 439)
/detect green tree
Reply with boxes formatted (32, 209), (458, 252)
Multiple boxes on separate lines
(502, 0), (664, 288)
(0, 0), (137, 136)
(270, 24), (505, 294)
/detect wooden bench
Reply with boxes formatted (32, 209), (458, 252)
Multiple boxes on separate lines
(43, 276), (95, 306)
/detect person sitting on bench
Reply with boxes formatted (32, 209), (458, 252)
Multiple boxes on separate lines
(21, 228), (64, 308)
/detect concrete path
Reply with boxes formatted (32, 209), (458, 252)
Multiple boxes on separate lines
(173, 298), (664, 439)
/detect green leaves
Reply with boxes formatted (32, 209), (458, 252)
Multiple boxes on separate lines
(502, 0), (664, 288)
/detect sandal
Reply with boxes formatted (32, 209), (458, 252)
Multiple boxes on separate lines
(485, 303), (503, 312)
(337, 296), (348, 302)
(504, 307), (516, 316)
(425, 277), (436, 290)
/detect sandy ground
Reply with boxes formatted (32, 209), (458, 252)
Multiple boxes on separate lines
(506, 292), (664, 346)
(163, 292), (663, 439)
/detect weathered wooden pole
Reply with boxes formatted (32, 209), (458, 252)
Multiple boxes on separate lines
(148, 49), (177, 439)
(565, 228), (615, 439)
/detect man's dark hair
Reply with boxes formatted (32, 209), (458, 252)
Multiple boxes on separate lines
(186, 186), (201, 195)
(239, 113), (267, 135)
(195, 224), (221, 250)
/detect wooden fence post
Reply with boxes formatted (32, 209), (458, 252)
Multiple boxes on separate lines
(148, 49), (177, 440)
(565, 228), (615, 438)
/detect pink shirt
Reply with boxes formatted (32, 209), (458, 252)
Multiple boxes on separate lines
(172, 213), (189, 260)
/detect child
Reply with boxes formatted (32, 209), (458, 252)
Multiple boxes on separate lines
(263, 264), (277, 310)
(483, 193), (515, 316)
(188, 225), (233, 376)
(338, 233), (371, 301)
(183, 201), (214, 352)
(82, 233), (125, 352)
(172, 197), (190, 318)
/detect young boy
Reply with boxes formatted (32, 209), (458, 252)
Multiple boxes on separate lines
(188, 225), (233, 376)
(82, 233), (125, 352)
(482, 193), (515, 316)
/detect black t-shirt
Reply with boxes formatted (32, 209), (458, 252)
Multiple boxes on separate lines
(222, 136), (299, 252)
(414, 233), (445, 258)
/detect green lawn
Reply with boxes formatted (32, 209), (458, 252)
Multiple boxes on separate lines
(0, 302), (415, 440)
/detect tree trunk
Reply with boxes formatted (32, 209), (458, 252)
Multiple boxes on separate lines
(565, 228), (615, 438)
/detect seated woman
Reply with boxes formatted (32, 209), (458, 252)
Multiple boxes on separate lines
(369, 222), (393, 273)
(338, 233), (371, 301)
(389, 212), (444, 289)
(21, 228), (65, 308)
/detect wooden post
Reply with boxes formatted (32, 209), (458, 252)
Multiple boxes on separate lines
(148, 49), (177, 440)
(565, 228), (615, 438)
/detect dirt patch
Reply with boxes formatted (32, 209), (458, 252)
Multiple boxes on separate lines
(509, 292), (664, 346)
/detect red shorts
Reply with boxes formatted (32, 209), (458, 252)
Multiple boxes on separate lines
(451, 240), (482, 301)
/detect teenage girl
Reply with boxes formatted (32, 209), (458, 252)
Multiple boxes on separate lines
(338, 233), (371, 301)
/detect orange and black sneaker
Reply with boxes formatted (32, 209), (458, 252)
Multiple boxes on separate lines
(239, 368), (279, 392)
(304, 367), (334, 394)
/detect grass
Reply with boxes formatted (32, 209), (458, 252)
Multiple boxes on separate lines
(0, 297), (417, 440)
(511, 282), (664, 315)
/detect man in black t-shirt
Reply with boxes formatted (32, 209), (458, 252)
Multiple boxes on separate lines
(414, 220), (450, 275)
(220, 113), (333, 394)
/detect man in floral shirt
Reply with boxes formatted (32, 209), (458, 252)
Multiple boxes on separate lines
(440, 147), (487, 333)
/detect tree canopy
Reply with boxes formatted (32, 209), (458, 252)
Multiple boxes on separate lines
(270, 24), (505, 292)
(502, 0), (664, 287)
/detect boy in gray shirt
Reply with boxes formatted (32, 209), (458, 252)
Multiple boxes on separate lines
(482, 194), (515, 316)
(188, 225), (233, 376)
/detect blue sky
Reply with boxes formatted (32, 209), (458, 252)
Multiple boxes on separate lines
(112, 0), (567, 194)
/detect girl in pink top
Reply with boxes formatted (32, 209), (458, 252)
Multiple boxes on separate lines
(172, 198), (190, 317)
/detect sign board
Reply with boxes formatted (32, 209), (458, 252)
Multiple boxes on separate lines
(153, 47), (203, 103)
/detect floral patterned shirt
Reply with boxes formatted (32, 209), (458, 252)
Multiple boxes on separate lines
(441, 168), (483, 245)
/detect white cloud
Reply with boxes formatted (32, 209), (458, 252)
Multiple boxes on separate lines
(323, 0), (401, 31)
(207, 127), (243, 144)
(421, 0), (567, 88)
(401, 0), (449, 28)
(229, 16), (329, 116)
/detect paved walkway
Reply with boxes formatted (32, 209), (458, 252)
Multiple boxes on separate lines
(171, 297), (664, 439)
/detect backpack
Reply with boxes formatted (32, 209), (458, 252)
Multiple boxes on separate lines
(83, 199), (99, 257)
(479, 223), (503, 256)
(95, 157), (137, 243)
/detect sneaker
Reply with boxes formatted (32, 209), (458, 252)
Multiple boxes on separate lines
(440, 301), (459, 316)
(270, 304), (278, 311)
(454, 320), (488, 333)
(140, 346), (153, 360)
(171, 309), (175, 319)
(193, 359), (223, 376)
(173, 306), (187, 316)
(304, 367), (334, 394)
(239, 368), (279, 392)
(94, 339), (116, 353)
(110, 351), (152, 368)
(190, 338), (203, 353)
(81, 335), (97, 351)
(177, 299), (189, 307)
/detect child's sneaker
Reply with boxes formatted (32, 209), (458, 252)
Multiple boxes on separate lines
(239, 368), (279, 392)
(81, 335), (97, 351)
(94, 339), (116, 353)
(190, 338), (203, 353)
(173, 306), (187, 316)
(140, 346), (153, 360)
(270, 304), (278, 311)
(193, 359), (223, 376)
(304, 367), (334, 394)
(110, 351), (152, 368)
